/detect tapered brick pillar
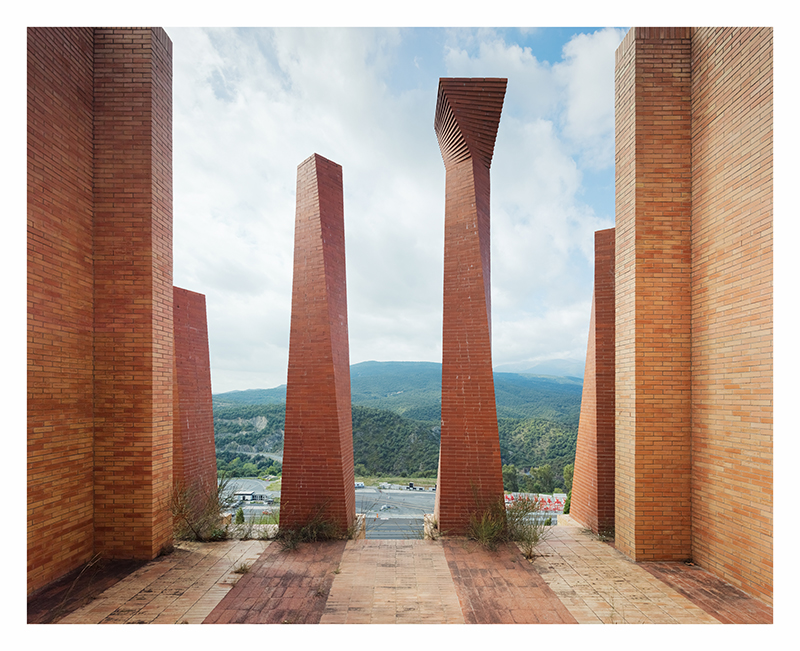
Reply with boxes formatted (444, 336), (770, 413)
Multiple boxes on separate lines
(614, 28), (692, 560)
(280, 154), (355, 534)
(92, 27), (174, 559)
(433, 78), (506, 534)
(173, 287), (217, 498)
(571, 229), (615, 534)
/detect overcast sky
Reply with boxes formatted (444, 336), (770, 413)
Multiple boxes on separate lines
(165, 26), (625, 393)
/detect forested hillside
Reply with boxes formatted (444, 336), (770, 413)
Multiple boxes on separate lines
(214, 361), (583, 424)
(212, 361), (581, 487)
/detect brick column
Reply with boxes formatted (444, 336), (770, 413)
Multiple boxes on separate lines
(27, 27), (96, 594)
(433, 78), (506, 534)
(571, 228), (615, 534)
(92, 28), (174, 558)
(280, 154), (355, 534)
(614, 28), (692, 560)
(173, 287), (217, 498)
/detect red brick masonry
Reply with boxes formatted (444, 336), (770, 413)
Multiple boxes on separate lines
(434, 78), (507, 534)
(173, 287), (217, 496)
(610, 27), (772, 604)
(28, 27), (176, 594)
(280, 154), (355, 533)
(571, 228), (615, 534)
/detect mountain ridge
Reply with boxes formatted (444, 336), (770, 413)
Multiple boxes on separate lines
(213, 360), (583, 425)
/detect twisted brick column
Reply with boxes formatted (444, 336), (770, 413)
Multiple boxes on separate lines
(433, 78), (506, 534)
(280, 154), (355, 534)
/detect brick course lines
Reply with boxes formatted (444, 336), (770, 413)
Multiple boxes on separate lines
(572, 229), (615, 534)
(614, 28), (693, 561)
(280, 154), (355, 533)
(434, 79), (506, 534)
(27, 27), (97, 596)
(442, 539), (577, 624)
(534, 520), (721, 624)
(639, 562), (773, 624)
(689, 27), (773, 606)
(321, 540), (464, 624)
(58, 540), (266, 624)
(204, 540), (347, 624)
(92, 27), (174, 560)
(173, 287), (217, 497)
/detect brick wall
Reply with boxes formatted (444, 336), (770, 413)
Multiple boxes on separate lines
(92, 27), (174, 559)
(27, 27), (96, 594)
(571, 228), (615, 533)
(27, 27), (175, 595)
(690, 27), (773, 605)
(173, 287), (217, 496)
(280, 154), (355, 533)
(613, 27), (773, 603)
(434, 79), (506, 534)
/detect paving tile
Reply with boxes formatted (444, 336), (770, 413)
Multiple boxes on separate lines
(443, 539), (577, 624)
(57, 540), (267, 624)
(533, 524), (723, 624)
(204, 539), (346, 624)
(639, 561), (773, 624)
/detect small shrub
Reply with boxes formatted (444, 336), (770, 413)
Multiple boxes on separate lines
(168, 476), (235, 542)
(506, 496), (552, 559)
(467, 501), (507, 551)
(275, 505), (344, 551)
(467, 495), (552, 559)
(235, 507), (245, 524)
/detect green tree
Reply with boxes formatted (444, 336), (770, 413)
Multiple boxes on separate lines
(562, 463), (574, 492)
(235, 507), (244, 524)
(533, 464), (555, 493)
(502, 464), (519, 492)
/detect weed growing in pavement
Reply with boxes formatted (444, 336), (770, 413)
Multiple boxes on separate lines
(597, 527), (615, 543)
(467, 500), (508, 551)
(168, 476), (235, 542)
(275, 504), (345, 551)
(505, 496), (552, 559)
(467, 495), (552, 558)
(233, 562), (251, 574)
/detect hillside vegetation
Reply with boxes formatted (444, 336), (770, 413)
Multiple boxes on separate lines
(213, 361), (582, 487)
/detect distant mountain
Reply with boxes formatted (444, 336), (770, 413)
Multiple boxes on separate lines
(214, 360), (582, 425)
(493, 358), (585, 378)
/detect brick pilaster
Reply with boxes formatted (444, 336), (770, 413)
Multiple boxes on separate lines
(615, 27), (693, 561)
(92, 27), (174, 558)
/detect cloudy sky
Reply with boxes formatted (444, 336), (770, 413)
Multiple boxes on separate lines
(165, 26), (626, 393)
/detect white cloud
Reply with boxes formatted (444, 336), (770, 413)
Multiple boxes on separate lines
(554, 27), (628, 170)
(167, 27), (623, 392)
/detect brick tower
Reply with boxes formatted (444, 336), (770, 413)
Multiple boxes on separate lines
(571, 228), (615, 534)
(279, 154), (355, 534)
(433, 78), (507, 534)
(28, 28), (175, 593)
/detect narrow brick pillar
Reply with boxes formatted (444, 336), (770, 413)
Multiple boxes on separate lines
(173, 287), (217, 499)
(92, 28), (174, 558)
(571, 228), (615, 534)
(614, 28), (692, 560)
(27, 27), (97, 594)
(433, 78), (507, 534)
(280, 154), (355, 534)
